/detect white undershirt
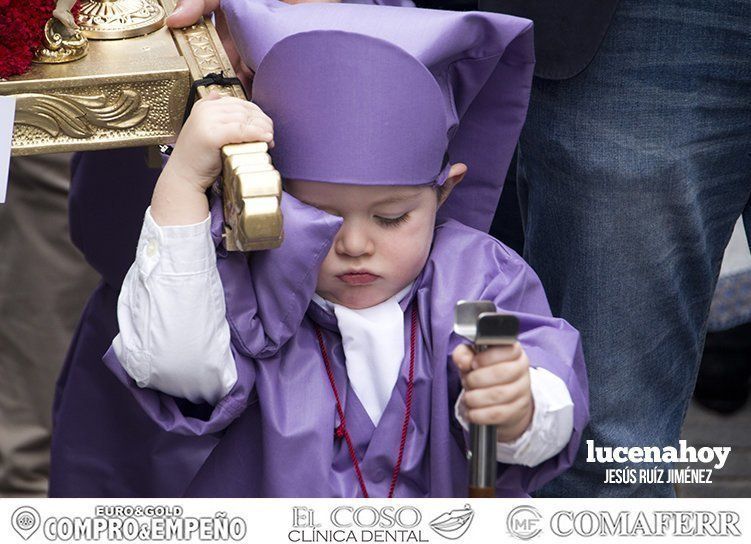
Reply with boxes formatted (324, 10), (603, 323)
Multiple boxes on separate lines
(114, 208), (574, 467)
(312, 284), (412, 426)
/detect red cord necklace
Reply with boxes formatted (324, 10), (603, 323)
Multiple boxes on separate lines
(314, 304), (418, 498)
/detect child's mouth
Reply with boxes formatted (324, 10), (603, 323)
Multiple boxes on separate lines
(337, 272), (379, 285)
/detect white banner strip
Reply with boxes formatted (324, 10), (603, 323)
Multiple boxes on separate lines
(0, 95), (15, 204)
(0, 498), (747, 544)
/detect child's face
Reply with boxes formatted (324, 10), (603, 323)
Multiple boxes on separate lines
(285, 180), (440, 310)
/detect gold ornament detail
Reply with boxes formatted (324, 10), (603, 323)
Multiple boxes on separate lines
(14, 90), (150, 138)
(220, 142), (283, 252)
(166, 14), (276, 251)
(183, 25), (224, 74)
(33, 17), (89, 64)
(77, 0), (166, 40)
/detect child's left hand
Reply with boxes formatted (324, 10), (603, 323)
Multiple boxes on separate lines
(452, 342), (534, 444)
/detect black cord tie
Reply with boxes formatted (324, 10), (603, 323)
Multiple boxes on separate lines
(181, 71), (248, 126)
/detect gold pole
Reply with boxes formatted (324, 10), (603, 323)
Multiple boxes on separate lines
(161, 0), (283, 251)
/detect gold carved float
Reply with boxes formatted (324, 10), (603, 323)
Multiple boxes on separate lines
(0, 0), (283, 252)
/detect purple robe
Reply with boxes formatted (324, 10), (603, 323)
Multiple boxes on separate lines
(50, 0), (588, 499)
(49, 148), (218, 497)
(92, 187), (588, 498)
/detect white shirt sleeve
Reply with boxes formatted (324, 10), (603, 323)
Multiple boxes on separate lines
(112, 207), (237, 405)
(454, 366), (574, 467)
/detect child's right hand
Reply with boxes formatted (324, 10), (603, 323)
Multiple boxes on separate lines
(167, 0), (342, 93)
(167, 0), (342, 26)
(168, 92), (274, 192)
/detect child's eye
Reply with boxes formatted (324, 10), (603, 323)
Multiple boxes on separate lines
(375, 213), (410, 228)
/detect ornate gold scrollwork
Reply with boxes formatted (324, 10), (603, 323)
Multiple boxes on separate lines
(77, 0), (166, 40)
(33, 18), (89, 64)
(183, 25), (224, 74)
(14, 90), (149, 138)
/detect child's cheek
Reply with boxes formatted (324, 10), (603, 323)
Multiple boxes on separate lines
(315, 248), (337, 286)
(386, 219), (433, 275)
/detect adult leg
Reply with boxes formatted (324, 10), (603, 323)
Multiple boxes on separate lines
(0, 154), (99, 496)
(518, 0), (751, 496)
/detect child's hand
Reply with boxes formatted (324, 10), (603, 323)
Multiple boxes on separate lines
(167, 0), (342, 27)
(168, 92), (274, 192)
(168, 1), (342, 91)
(452, 342), (534, 443)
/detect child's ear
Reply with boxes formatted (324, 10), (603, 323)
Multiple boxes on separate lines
(438, 163), (467, 207)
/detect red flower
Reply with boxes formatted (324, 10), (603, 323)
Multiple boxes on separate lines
(0, 0), (59, 78)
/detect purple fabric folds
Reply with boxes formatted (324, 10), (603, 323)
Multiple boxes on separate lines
(222, 0), (534, 231)
(96, 192), (588, 497)
(50, 1), (588, 499)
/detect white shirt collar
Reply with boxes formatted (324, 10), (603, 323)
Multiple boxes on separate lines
(312, 283), (413, 426)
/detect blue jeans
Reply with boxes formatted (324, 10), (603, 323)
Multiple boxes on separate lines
(518, 0), (751, 496)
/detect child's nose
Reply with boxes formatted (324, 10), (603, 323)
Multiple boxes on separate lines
(335, 220), (375, 257)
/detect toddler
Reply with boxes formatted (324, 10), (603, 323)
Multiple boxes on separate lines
(58, 0), (589, 497)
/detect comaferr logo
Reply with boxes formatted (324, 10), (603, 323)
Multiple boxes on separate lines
(503, 507), (742, 539)
(550, 511), (741, 537)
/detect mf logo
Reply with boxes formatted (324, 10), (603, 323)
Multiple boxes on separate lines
(506, 505), (543, 540)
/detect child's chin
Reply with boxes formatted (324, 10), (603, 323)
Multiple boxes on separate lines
(336, 289), (390, 310)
